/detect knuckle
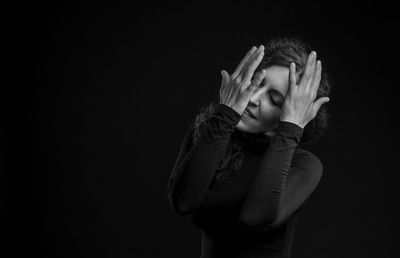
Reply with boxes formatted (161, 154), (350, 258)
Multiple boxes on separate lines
(302, 75), (310, 84)
(247, 82), (255, 88)
(242, 81), (250, 88)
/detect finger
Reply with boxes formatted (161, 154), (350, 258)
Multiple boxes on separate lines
(289, 62), (297, 92)
(300, 51), (315, 88)
(311, 60), (322, 95)
(312, 96), (330, 115)
(239, 45), (263, 76)
(242, 45), (264, 83)
(232, 46), (257, 78)
(305, 52), (317, 92)
(250, 69), (266, 88)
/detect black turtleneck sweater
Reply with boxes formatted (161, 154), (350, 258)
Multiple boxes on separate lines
(166, 103), (323, 258)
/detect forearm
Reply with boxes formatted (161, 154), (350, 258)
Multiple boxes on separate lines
(167, 104), (241, 214)
(239, 120), (303, 228)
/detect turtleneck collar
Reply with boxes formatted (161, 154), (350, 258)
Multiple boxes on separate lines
(233, 128), (272, 155)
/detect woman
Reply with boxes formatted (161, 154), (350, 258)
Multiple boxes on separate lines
(166, 36), (332, 258)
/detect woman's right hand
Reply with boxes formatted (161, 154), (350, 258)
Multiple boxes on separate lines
(219, 45), (267, 115)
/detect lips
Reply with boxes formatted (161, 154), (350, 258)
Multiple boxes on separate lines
(244, 109), (256, 119)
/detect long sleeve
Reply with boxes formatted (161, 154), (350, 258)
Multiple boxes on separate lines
(166, 103), (242, 215)
(238, 121), (323, 231)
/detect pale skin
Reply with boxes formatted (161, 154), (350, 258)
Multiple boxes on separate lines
(219, 45), (330, 137)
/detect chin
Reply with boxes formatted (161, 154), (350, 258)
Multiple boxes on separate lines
(236, 120), (260, 134)
(264, 130), (276, 137)
(236, 119), (277, 135)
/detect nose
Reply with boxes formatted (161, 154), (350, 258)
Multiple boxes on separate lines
(248, 87), (264, 106)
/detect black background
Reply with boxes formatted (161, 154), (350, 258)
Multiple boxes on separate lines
(3, 1), (400, 258)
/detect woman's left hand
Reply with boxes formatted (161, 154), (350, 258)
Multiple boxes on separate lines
(280, 51), (330, 128)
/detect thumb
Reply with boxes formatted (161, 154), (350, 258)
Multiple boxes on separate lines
(221, 70), (230, 86)
(313, 97), (330, 113)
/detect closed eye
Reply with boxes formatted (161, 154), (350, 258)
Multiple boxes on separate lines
(269, 92), (282, 108)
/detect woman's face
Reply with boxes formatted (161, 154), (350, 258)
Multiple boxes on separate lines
(235, 65), (294, 137)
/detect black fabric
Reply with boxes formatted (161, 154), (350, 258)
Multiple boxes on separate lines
(166, 103), (323, 258)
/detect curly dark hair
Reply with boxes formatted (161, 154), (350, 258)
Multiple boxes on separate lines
(190, 36), (333, 186)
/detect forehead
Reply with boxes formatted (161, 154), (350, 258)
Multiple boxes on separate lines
(262, 65), (290, 94)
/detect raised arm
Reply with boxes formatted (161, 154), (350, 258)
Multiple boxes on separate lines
(239, 50), (329, 231)
(166, 104), (242, 215)
(166, 45), (268, 215)
(238, 120), (323, 231)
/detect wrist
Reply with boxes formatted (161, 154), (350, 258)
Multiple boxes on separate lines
(279, 117), (305, 129)
(224, 104), (243, 115)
